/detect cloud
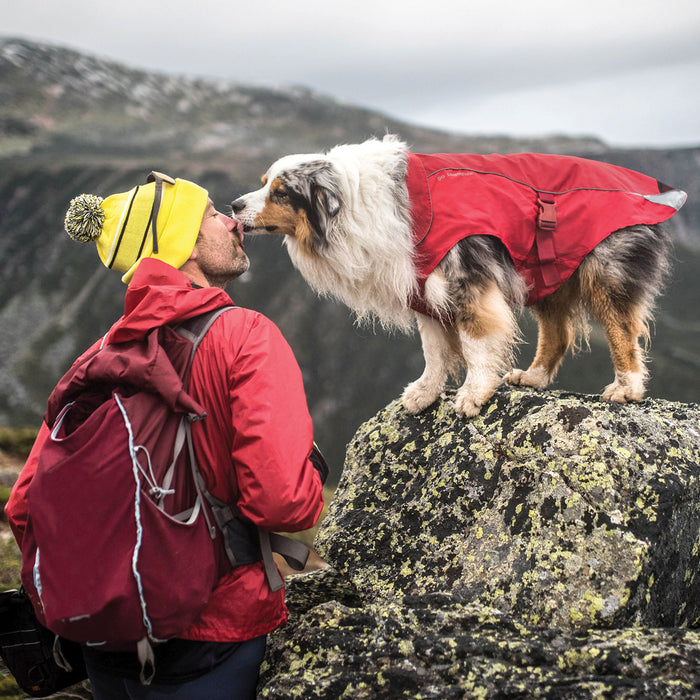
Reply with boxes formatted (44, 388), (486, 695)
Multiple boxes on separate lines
(403, 60), (700, 146)
(3, 0), (700, 146)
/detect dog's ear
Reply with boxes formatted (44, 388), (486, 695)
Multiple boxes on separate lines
(311, 180), (341, 239)
(288, 160), (342, 246)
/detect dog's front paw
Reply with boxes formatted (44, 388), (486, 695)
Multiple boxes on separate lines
(401, 381), (441, 414)
(504, 366), (549, 389)
(602, 371), (645, 403)
(453, 388), (487, 417)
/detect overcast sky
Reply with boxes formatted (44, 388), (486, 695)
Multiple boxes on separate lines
(3, 0), (700, 148)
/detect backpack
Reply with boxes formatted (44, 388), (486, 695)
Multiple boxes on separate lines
(19, 306), (311, 684)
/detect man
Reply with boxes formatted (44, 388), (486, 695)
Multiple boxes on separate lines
(5, 172), (326, 698)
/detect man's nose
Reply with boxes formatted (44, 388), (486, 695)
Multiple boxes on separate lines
(217, 213), (236, 230)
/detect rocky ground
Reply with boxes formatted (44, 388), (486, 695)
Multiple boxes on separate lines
(259, 387), (700, 698)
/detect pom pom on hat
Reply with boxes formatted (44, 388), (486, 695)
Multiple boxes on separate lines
(64, 193), (105, 242)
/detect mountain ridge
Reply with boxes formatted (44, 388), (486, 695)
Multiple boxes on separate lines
(0, 36), (618, 165)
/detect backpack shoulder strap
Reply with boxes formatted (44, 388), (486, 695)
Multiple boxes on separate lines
(174, 304), (311, 591)
(174, 306), (236, 369)
(165, 306), (236, 540)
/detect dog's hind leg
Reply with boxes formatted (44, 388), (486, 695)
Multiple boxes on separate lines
(402, 315), (458, 414)
(580, 225), (668, 402)
(454, 282), (519, 417)
(505, 290), (577, 390)
(593, 299), (649, 403)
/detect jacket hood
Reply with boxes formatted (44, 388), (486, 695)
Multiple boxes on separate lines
(106, 258), (234, 344)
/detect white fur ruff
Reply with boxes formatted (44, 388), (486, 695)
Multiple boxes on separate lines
(281, 138), (418, 330)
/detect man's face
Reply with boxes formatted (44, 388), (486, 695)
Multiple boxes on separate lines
(193, 200), (249, 287)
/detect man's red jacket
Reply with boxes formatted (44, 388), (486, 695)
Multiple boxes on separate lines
(6, 258), (324, 643)
(406, 152), (687, 310)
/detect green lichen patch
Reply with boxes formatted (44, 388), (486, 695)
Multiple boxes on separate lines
(261, 575), (700, 698)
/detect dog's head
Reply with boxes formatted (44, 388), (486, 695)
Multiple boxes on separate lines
(231, 154), (342, 252)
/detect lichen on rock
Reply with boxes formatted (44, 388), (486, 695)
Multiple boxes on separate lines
(261, 579), (700, 698)
(259, 387), (700, 697)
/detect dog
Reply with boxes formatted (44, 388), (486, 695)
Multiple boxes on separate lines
(231, 135), (686, 417)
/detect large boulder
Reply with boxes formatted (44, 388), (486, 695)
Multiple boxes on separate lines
(258, 387), (700, 698)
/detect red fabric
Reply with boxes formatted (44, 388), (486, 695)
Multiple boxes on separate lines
(6, 258), (324, 643)
(406, 152), (686, 309)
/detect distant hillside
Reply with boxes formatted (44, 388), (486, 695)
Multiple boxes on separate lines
(0, 37), (619, 173)
(1, 37), (698, 479)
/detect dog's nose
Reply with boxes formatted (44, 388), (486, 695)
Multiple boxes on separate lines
(231, 197), (245, 214)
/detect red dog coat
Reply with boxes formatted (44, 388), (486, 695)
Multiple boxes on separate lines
(405, 152), (686, 312)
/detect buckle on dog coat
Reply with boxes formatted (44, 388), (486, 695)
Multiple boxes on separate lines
(537, 193), (558, 231)
(536, 193), (560, 288)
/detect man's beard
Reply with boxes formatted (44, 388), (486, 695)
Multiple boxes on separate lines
(203, 253), (250, 288)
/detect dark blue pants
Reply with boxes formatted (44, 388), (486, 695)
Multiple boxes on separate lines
(84, 636), (266, 700)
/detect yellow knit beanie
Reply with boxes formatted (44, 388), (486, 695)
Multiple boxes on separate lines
(63, 172), (209, 283)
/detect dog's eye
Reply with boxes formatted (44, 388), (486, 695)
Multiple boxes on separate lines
(271, 189), (289, 202)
